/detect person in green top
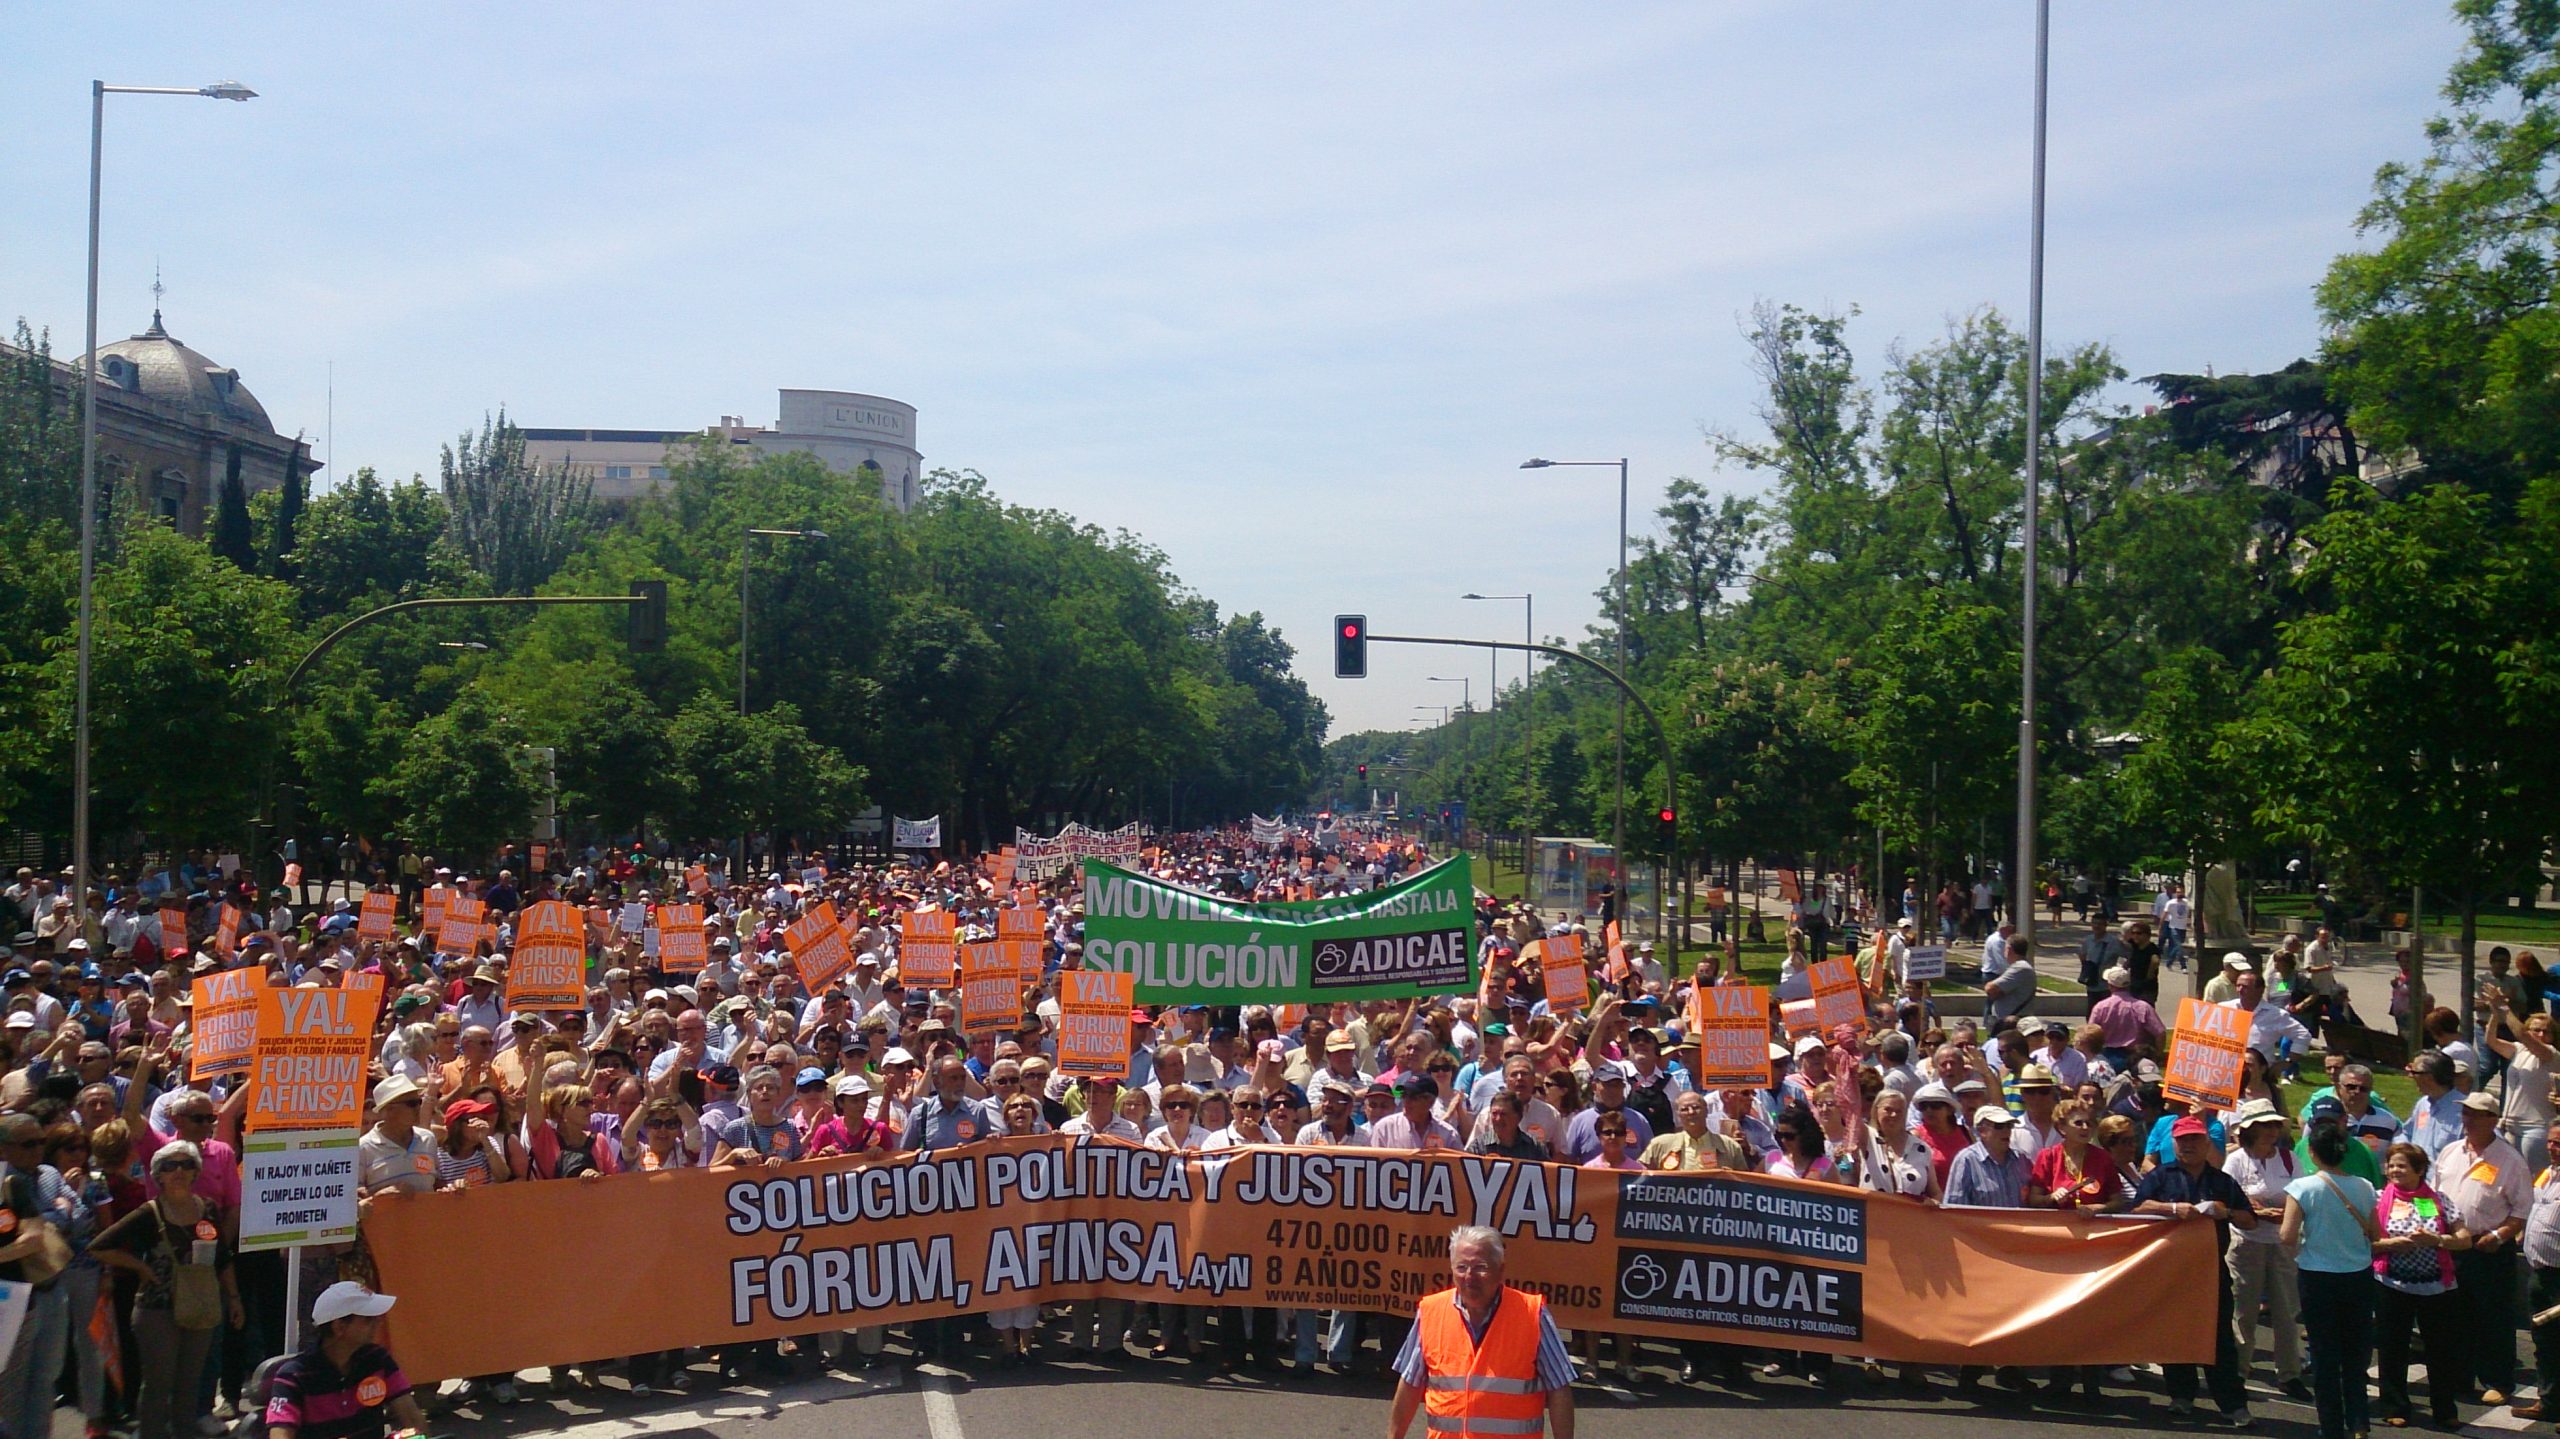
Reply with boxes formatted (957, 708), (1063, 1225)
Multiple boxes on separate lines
(2296, 1095), (2383, 1183)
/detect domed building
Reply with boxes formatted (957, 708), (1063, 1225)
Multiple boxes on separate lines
(23, 310), (320, 534)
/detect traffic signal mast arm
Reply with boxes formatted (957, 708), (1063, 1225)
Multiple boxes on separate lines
(1352, 629), (1684, 968)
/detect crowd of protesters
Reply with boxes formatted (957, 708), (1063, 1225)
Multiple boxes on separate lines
(1, 828), (2554, 1439)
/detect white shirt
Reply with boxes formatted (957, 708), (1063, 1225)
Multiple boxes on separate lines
(2223, 1144), (2300, 1245)
(2221, 997), (2312, 1060)
(2159, 897), (2192, 930)
(1981, 931), (2010, 981)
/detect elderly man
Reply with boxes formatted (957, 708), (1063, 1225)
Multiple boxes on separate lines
(2434, 1090), (2530, 1406)
(2221, 966), (2313, 1069)
(263, 1283), (429, 1439)
(2396, 1049), (2466, 1158)
(1561, 1064), (1655, 1163)
(2089, 967), (2165, 1069)
(1367, 1074), (1459, 1151)
(1389, 1226), (1576, 1439)
(2134, 1115), (2257, 1426)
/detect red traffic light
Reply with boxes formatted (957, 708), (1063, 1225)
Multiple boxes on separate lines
(1658, 807), (1676, 823)
(1341, 622), (1359, 638)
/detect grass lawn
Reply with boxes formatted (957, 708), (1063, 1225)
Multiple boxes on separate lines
(2281, 1069), (2420, 1122)
(2254, 891), (2560, 945)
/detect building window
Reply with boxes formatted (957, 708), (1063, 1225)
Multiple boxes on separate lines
(648, 466), (667, 479)
(604, 465), (633, 480)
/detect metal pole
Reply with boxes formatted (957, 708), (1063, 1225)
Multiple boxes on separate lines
(1523, 594), (1535, 834)
(73, 81), (103, 934)
(2014, 0), (2049, 956)
(738, 533), (752, 716)
(1613, 457), (1627, 927)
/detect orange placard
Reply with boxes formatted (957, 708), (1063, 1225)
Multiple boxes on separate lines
(687, 865), (712, 898)
(439, 896), (488, 954)
(960, 940), (1022, 1037)
(658, 904), (707, 972)
(1779, 997), (1818, 1036)
(1778, 869), (1802, 903)
(248, 973), (385, 1131)
(784, 901), (854, 990)
(158, 904), (188, 957)
(422, 885), (452, 934)
(1808, 958), (1863, 1031)
(900, 911), (957, 988)
(364, 1134), (2219, 1385)
(2163, 998), (2250, 1112)
(189, 969), (266, 1081)
(1690, 983), (1774, 1088)
(1058, 969), (1135, 1078)
(529, 843), (548, 874)
(1542, 934), (1589, 1011)
(358, 892), (397, 941)
(283, 862), (304, 891)
(997, 903), (1044, 974)
(215, 904), (243, 960)
(507, 902), (585, 1011)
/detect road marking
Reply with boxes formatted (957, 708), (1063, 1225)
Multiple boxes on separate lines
(915, 1363), (967, 1439)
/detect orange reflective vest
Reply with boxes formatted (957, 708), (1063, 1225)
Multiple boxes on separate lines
(1416, 1287), (1548, 1437)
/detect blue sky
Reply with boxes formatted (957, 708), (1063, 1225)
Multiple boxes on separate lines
(3, 4), (2461, 737)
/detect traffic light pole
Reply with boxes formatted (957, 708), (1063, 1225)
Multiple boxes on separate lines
(1366, 632), (1683, 972)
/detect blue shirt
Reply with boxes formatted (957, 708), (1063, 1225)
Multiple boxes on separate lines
(901, 1093), (1000, 1150)
(1943, 1142), (2033, 1208)
(2145, 1114), (2225, 1169)
(2285, 1171), (2378, 1273)
(2395, 1090), (2464, 1158)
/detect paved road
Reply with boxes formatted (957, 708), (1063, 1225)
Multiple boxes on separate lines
(364, 1343), (2539, 1439)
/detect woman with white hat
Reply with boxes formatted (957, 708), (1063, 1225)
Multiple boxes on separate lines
(2223, 1099), (2307, 1402)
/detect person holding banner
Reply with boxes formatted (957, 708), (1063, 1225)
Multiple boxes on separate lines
(88, 1141), (244, 1439)
(2132, 1117), (2257, 1425)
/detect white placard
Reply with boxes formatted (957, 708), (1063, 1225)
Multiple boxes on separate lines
(0, 1279), (27, 1367)
(240, 1128), (360, 1251)
(1903, 945), (1948, 981)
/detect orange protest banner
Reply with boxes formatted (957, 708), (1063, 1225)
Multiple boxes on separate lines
(784, 902), (855, 990)
(1689, 983), (1774, 1088)
(422, 885), (452, 933)
(158, 904), (188, 957)
(996, 904), (1044, 974)
(687, 865), (712, 898)
(189, 969), (266, 1081)
(283, 862), (303, 891)
(2164, 998), (2251, 1112)
(1541, 934), (1589, 1011)
(438, 896), (488, 954)
(529, 843), (548, 874)
(1057, 970), (1135, 1078)
(364, 1134), (2218, 1385)
(960, 940), (1021, 1037)
(1779, 997), (1818, 1036)
(248, 974), (384, 1132)
(214, 904), (243, 960)
(901, 911), (957, 987)
(1778, 869), (1802, 903)
(507, 903), (585, 1011)
(357, 892), (397, 941)
(1808, 958), (1863, 1030)
(658, 903), (707, 972)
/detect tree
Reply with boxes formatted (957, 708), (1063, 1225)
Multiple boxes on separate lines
(381, 685), (540, 862)
(662, 696), (864, 849)
(34, 525), (294, 848)
(2225, 481), (2559, 1028)
(210, 462), (255, 570)
(441, 412), (597, 594)
(2318, 0), (2560, 511)
(265, 455), (306, 583)
(288, 468), (472, 622)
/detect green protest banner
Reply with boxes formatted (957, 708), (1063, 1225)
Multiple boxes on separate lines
(1079, 856), (1476, 1004)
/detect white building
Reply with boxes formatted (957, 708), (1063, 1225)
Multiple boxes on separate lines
(521, 388), (920, 508)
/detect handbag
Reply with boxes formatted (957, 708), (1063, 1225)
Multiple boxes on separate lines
(21, 1221), (73, 1286)
(153, 1201), (224, 1331)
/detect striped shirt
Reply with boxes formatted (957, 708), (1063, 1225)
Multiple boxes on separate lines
(1392, 1289), (1577, 1392)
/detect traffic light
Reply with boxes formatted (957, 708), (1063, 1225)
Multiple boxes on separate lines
(1658, 805), (1677, 851)
(1357, 763), (1369, 782)
(1334, 614), (1367, 678)
(628, 579), (668, 653)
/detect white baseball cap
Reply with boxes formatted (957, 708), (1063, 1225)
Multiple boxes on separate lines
(310, 1282), (397, 1324)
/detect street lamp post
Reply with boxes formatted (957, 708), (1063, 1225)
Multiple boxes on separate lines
(1522, 457), (1631, 913)
(739, 526), (826, 873)
(1461, 591), (1532, 851)
(1427, 675), (1470, 849)
(74, 79), (256, 934)
(2015, 0), (2050, 955)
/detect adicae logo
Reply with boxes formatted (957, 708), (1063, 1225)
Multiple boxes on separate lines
(1314, 940), (1350, 977)
(1619, 1253), (1669, 1301)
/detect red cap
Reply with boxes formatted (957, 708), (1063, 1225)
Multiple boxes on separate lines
(2170, 1116), (2209, 1140)
(1129, 1009), (1152, 1024)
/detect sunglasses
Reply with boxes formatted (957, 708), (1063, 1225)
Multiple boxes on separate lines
(1234, 1100), (1265, 1110)
(160, 1159), (200, 1171)
(1164, 1102), (1195, 1112)
(1597, 1128), (1628, 1138)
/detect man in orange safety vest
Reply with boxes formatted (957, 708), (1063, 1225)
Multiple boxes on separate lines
(1387, 1225), (1576, 1439)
